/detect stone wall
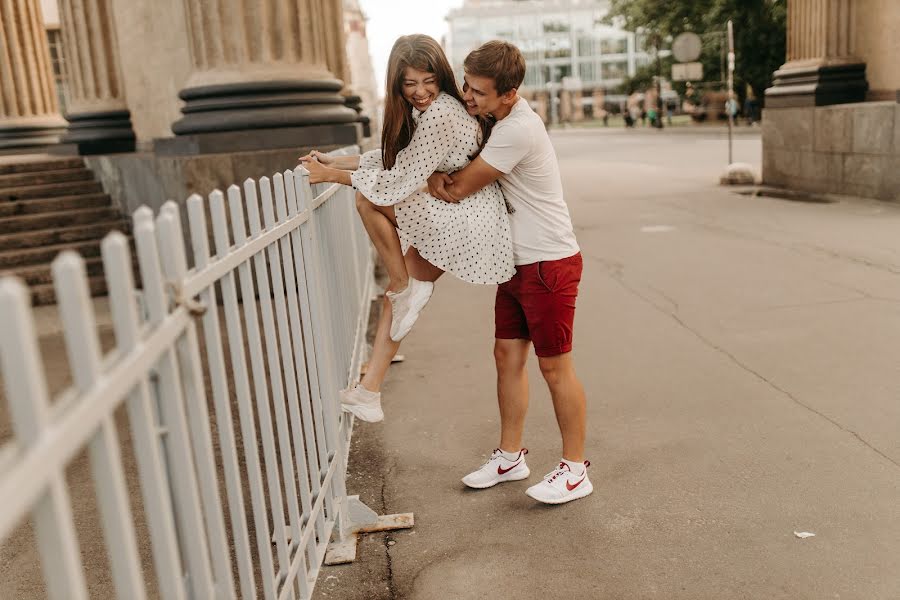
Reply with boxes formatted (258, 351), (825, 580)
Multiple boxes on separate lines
(85, 145), (346, 218)
(762, 101), (900, 201)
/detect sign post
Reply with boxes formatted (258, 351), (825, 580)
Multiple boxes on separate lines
(727, 20), (735, 165)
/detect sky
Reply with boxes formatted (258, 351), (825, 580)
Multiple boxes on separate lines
(357, 0), (466, 95)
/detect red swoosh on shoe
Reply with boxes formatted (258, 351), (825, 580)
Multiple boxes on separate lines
(566, 476), (586, 491)
(497, 461), (521, 475)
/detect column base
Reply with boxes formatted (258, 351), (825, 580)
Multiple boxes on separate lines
(344, 94), (371, 138)
(155, 122), (361, 156)
(172, 79), (360, 137)
(0, 116), (66, 150)
(62, 109), (137, 155)
(765, 63), (868, 108)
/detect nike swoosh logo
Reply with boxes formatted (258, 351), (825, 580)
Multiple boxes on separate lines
(566, 476), (586, 491)
(497, 461), (521, 475)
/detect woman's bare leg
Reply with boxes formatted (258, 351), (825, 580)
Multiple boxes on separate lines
(361, 247), (444, 392)
(355, 191), (409, 293)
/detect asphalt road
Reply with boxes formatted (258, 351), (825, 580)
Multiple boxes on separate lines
(314, 126), (900, 600)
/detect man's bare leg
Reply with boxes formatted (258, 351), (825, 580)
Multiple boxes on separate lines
(360, 247), (443, 393)
(537, 352), (586, 462)
(355, 191), (408, 293)
(494, 338), (532, 452)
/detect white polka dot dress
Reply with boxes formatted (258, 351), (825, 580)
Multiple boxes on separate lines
(350, 93), (514, 285)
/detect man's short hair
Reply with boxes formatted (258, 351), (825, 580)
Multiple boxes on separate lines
(464, 40), (526, 95)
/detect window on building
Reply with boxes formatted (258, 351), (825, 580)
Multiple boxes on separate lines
(577, 37), (596, 57)
(524, 65), (543, 88)
(544, 38), (571, 59)
(553, 64), (573, 80)
(578, 62), (598, 83)
(46, 28), (67, 111)
(600, 38), (628, 55)
(601, 61), (627, 80)
(543, 20), (570, 33)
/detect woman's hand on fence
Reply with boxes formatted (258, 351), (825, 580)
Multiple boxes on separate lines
(299, 149), (334, 166)
(299, 155), (332, 184)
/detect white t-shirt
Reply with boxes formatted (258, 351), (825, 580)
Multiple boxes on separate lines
(479, 98), (579, 265)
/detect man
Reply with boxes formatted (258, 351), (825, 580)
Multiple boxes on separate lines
(427, 41), (590, 505)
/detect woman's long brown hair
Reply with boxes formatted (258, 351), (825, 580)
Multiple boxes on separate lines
(381, 34), (491, 170)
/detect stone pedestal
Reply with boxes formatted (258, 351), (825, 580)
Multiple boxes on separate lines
(0, 0), (67, 149)
(58, 0), (136, 154)
(167, 0), (358, 152)
(559, 90), (573, 123)
(765, 0), (868, 107)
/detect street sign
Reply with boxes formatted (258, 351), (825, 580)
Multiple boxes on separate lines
(672, 32), (702, 63)
(672, 62), (703, 81)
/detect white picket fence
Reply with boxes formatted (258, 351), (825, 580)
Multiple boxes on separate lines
(0, 147), (390, 599)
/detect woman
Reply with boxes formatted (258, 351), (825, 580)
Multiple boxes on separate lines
(300, 34), (513, 422)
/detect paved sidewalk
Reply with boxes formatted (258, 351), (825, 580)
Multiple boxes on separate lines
(315, 130), (900, 600)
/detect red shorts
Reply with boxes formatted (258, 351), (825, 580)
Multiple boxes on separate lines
(495, 252), (583, 357)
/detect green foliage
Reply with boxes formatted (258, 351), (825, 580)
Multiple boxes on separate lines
(605, 0), (786, 104)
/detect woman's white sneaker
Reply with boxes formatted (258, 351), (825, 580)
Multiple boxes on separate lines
(387, 278), (434, 342)
(525, 460), (593, 504)
(462, 448), (530, 489)
(340, 384), (383, 423)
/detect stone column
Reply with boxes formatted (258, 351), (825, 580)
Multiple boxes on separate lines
(57, 0), (136, 153)
(0, 0), (66, 149)
(765, 0), (867, 107)
(559, 89), (572, 123)
(168, 0), (358, 150)
(572, 91), (585, 122)
(592, 89), (606, 120)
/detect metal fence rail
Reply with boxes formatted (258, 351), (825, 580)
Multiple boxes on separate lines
(0, 147), (398, 599)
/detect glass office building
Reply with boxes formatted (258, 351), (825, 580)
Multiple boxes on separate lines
(446, 0), (651, 95)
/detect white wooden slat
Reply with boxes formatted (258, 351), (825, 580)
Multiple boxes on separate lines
(275, 171), (326, 570)
(283, 170), (332, 544)
(294, 168), (350, 528)
(133, 209), (216, 600)
(0, 306), (192, 538)
(243, 178), (303, 600)
(209, 188), (279, 600)
(186, 194), (257, 600)
(259, 176), (312, 598)
(52, 252), (147, 600)
(252, 178), (307, 545)
(157, 202), (236, 600)
(226, 183), (292, 575)
(0, 278), (89, 600)
(102, 232), (187, 600)
(286, 170), (332, 478)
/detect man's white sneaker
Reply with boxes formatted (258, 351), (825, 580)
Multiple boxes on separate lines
(339, 384), (383, 423)
(525, 460), (593, 505)
(387, 278), (434, 342)
(462, 448), (530, 489)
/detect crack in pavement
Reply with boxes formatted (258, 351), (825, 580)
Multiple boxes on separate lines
(585, 252), (900, 471)
(381, 463), (397, 600)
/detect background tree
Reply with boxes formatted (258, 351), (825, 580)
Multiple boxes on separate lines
(606, 0), (786, 105)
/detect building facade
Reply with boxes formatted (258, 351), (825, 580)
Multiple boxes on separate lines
(763, 0), (900, 202)
(2, 0), (377, 217)
(344, 0), (381, 138)
(445, 0), (651, 121)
